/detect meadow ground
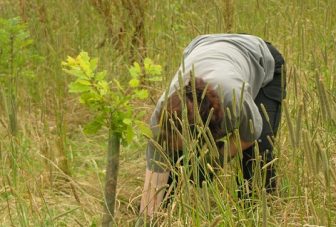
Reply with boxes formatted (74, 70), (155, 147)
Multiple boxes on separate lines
(0, 0), (335, 226)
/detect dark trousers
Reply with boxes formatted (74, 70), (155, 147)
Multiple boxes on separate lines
(239, 41), (286, 196)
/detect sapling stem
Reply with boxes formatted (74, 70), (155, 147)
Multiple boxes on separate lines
(102, 131), (121, 227)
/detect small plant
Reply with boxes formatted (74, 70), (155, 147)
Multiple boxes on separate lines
(62, 52), (161, 226)
(0, 17), (41, 185)
(0, 17), (39, 136)
(129, 57), (162, 84)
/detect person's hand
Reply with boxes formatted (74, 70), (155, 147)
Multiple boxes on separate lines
(140, 170), (170, 216)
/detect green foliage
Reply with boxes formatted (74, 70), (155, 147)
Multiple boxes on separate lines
(0, 17), (41, 135)
(0, 17), (40, 83)
(129, 57), (162, 82)
(62, 52), (158, 144)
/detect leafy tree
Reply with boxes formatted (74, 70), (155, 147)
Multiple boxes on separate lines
(62, 52), (161, 226)
(0, 17), (39, 135)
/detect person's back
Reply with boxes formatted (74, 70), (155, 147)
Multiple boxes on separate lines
(170, 34), (275, 97)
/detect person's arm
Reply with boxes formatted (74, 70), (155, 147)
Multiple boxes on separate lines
(140, 169), (170, 217)
(225, 92), (259, 158)
(227, 134), (254, 158)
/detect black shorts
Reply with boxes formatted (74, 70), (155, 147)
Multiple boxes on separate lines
(239, 41), (286, 194)
(263, 41), (286, 102)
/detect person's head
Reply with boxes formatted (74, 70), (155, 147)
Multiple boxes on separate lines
(159, 78), (225, 153)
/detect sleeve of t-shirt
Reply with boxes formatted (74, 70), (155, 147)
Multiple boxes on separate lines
(222, 91), (262, 142)
(238, 92), (263, 141)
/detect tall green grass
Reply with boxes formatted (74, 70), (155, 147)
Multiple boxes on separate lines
(0, 0), (335, 226)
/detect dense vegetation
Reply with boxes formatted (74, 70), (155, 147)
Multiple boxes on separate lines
(0, 0), (335, 226)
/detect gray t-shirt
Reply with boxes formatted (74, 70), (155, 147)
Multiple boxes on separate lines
(147, 34), (275, 172)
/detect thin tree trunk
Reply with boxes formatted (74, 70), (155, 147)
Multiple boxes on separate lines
(8, 34), (18, 136)
(102, 131), (121, 226)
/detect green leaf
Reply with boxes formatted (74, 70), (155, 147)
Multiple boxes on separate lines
(134, 89), (149, 100)
(144, 57), (162, 76)
(90, 57), (98, 72)
(79, 93), (98, 105)
(129, 62), (142, 78)
(77, 79), (91, 86)
(95, 71), (107, 81)
(135, 120), (152, 138)
(97, 80), (109, 96)
(77, 52), (93, 78)
(129, 78), (140, 88)
(63, 56), (76, 66)
(144, 58), (153, 71)
(63, 67), (86, 79)
(122, 118), (132, 125)
(78, 51), (90, 63)
(68, 82), (91, 93)
(121, 126), (135, 145)
(84, 114), (104, 134)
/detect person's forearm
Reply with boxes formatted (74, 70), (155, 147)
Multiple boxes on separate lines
(140, 169), (169, 217)
(228, 135), (254, 158)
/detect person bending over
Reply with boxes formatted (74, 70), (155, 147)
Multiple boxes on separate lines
(140, 34), (286, 217)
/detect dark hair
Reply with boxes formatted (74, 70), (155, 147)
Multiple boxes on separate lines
(159, 78), (225, 153)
